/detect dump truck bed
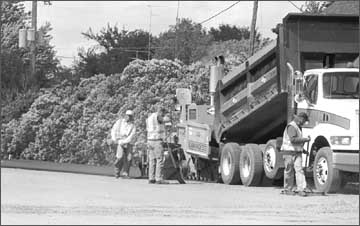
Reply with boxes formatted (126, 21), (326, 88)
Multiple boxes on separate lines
(214, 40), (288, 144)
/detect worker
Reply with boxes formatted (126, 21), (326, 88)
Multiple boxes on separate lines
(146, 106), (169, 184)
(110, 109), (136, 179)
(280, 112), (311, 196)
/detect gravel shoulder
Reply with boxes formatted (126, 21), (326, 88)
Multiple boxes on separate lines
(1, 168), (359, 225)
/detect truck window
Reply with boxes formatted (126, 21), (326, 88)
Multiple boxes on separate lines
(189, 109), (197, 120)
(334, 53), (359, 68)
(323, 72), (359, 99)
(304, 74), (318, 104)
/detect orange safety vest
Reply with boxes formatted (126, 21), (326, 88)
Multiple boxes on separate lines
(280, 121), (304, 152)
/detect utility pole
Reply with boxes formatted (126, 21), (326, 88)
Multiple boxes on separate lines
(30, 0), (37, 89)
(174, 0), (180, 60)
(249, 0), (258, 57)
(147, 5), (152, 60)
(0, 0), (3, 125)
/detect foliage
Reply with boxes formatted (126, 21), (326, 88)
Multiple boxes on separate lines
(1, 89), (40, 124)
(300, 1), (332, 14)
(153, 18), (213, 65)
(209, 24), (261, 42)
(75, 25), (152, 77)
(201, 36), (272, 72)
(1, 59), (214, 165)
(1, 1), (59, 121)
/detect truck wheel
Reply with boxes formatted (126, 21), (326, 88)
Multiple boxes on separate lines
(263, 140), (283, 180)
(220, 143), (241, 185)
(239, 144), (264, 186)
(313, 147), (343, 193)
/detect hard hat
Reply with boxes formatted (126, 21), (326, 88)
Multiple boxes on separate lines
(125, 110), (134, 116)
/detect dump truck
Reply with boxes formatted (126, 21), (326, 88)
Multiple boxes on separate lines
(176, 13), (359, 193)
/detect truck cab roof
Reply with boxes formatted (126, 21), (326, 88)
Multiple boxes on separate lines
(305, 68), (359, 75)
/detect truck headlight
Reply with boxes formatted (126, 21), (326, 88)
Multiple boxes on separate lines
(330, 136), (351, 145)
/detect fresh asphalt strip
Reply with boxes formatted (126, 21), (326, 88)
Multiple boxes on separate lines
(1, 159), (114, 177)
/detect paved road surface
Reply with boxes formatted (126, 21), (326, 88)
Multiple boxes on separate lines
(1, 168), (359, 225)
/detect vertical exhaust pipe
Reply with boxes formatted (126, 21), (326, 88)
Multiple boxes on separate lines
(210, 56), (224, 106)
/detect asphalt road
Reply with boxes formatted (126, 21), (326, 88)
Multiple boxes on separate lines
(1, 168), (359, 225)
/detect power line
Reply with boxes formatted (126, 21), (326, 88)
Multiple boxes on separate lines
(288, 1), (302, 12)
(200, 1), (241, 24)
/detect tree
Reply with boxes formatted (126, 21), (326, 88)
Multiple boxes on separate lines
(209, 24), (261, 42)
(35, 22), (60, 88)
(153, 18), (213, 65)
(300, 1), (332, 14)
(76, 25), (152, 77)
(1, 1), (29, 98)
(1, 2), (59, 96)
(1, 1), (59, 123)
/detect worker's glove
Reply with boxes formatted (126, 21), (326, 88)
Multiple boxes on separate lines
(302, 149), (309, 155)
(306, 136), (311, 142)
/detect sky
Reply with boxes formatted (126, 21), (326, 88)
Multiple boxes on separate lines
(23, 1), (305, 67)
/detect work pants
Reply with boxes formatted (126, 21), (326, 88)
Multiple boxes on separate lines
(283, 153), (307, 192)
(148, 140), (165, 181)
(114, 144), (132, 177)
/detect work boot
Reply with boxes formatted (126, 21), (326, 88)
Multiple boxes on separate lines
(155, 180), (169, 184)
(297, 191), (307, 197)
(148, 179), (156, 184)
(120, 172), (130, 179)
(280, 189), (296, 195)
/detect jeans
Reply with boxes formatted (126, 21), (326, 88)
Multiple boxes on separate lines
(148, 140), (165, 181)
(114, 144), (133, 177)
(283, 153), (307, 192)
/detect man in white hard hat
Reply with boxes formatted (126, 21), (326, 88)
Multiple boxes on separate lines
(110, 109), (136, 179)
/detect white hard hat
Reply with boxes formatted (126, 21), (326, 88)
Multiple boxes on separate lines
(125, 110), (134, 116)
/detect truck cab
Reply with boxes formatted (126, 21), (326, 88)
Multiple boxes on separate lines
(296, 67), (359, 192)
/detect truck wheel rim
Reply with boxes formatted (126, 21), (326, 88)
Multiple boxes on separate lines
(316, 156), (328, 185)
(222, 153), (232, 176)
(264, 146), (276, 172)
(243, 155), (251, 178)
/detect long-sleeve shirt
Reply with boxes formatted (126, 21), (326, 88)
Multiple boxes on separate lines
(110, 118), (136, 145)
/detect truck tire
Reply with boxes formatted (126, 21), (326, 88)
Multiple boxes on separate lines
(259, 144), (266, 152)
(239, 144), (264, 186)
(220, 143), (242, 185)
(263, 140), (283, 180)
(313, 147), (343, 193)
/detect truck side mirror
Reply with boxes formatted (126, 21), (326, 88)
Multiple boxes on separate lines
(294, 71), (304, 94)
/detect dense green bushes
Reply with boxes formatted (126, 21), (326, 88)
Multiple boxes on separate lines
(1, 59), (211, 165)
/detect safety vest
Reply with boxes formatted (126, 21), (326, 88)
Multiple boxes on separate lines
(146, 112), (165, 140)
(280, 121), (303, 152)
